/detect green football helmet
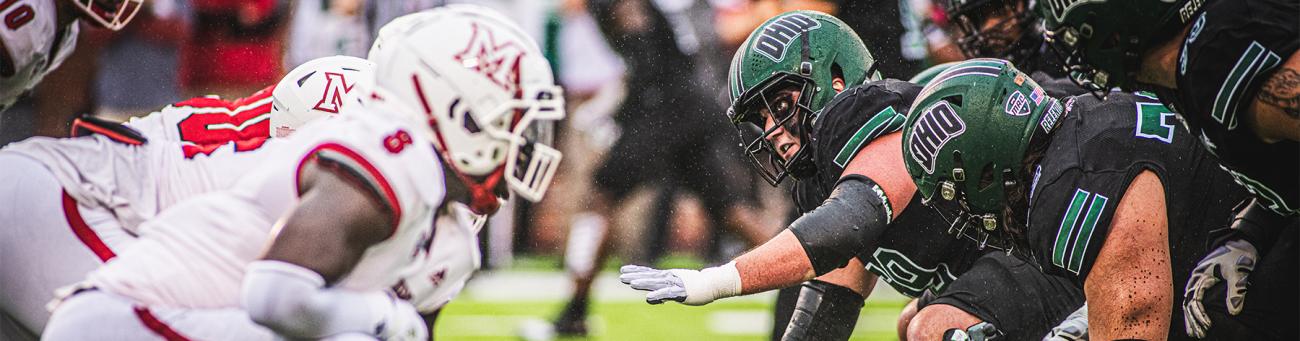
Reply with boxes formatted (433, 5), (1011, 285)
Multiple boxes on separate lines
(1037, 0), (1204, 95)
(901, 58), (1064, 250)
(726, 10), (880, 185)
(910, 62), (960, 86)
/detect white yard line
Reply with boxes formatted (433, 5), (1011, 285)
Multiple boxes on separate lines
(460, 271), (910, 303)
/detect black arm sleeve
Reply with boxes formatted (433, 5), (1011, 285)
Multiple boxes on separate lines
(781, 280), (864, 341)
(788, 175), (891, 276)
(1218, 199), (1293, 255)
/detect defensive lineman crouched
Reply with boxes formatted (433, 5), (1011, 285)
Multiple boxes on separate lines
(41, 6), (565, 340)
(903, 59), (1294, 340)
(620, 11), (1083, 341)
(0, 55), (371, 338)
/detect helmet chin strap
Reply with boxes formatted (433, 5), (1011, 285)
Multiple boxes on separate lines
(456, 165), (505, 216)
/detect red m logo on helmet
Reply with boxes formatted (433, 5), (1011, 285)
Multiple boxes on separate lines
(313, 72), (356, 114)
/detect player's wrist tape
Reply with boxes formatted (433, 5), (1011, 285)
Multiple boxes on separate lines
(243, 260), (414, 338)
(789, 176), (890, 275)
(671, 261), (741, 305)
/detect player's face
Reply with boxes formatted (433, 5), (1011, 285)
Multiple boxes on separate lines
(954, 1), (1026, 58)
(759, 89), (804, 161)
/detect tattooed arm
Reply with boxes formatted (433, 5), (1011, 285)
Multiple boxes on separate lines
(1249, 52), (1300, 143)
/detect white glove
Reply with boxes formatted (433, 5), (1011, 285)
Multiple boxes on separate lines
(618, 262), (741, 306)
(1043, 303), (1088, 341)
(376, 296), (428, 341)
(1182, 239), (1257, 339)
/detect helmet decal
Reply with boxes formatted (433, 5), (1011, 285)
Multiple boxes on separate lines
(1005, 91), (1031, 116)
(907, 101), (967, 175)
(753, 13), (823, 62)
(312, 72), (358, 114)
(454, 22), (526, 95)
(1042, 0), (1105, 22)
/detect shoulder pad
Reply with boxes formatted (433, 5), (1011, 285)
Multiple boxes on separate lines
(807, 79), (915, 188)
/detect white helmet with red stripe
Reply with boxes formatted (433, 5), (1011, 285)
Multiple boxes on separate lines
(70, 0), (144, 31)
(367, 5), (564, 214)
(270, 55), (375, 137)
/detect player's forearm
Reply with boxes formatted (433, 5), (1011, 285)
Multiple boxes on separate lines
(241, 260), (421, 339)
(1089, 292), (1172, 341)
(734, 230), (817, 294)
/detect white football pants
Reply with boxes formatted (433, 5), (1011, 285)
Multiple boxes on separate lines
(0, 152), (135, 335)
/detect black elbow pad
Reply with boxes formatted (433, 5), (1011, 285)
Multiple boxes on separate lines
(788, 175), (892, 276)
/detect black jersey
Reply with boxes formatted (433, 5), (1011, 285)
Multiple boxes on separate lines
(1027, 91), (1249, 286)
(791, 79), (986, 297)
(1164, 0), (1299, 215)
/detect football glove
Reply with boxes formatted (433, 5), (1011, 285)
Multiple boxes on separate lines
(1043, 303), (1088, 341)
(1182, 239), (1256, 338)
(943, 322), (999, 341)
(618, 262), (740, 306)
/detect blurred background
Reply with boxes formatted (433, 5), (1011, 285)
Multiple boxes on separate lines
(0, 0), (970, 339)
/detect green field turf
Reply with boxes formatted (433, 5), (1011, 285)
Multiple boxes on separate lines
(433, 275), (908, 341)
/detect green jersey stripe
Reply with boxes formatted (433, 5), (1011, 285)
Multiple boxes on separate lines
(1212, 41), (1282, 129)
(1068, 193), (1109, 274)
(1053, 189), (1090, 268)
(833, 106), (905, 167)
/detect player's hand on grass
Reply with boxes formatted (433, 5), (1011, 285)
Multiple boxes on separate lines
(1182, 239), (1256, 338)
(619, 262), (741, 306)
(1043, 303), (1088, 341)
(377, 296), (429, 341)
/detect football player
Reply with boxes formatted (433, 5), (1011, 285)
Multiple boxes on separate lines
(620, 11), (1084, 341)
(903, 59), (1294, 340)
(940, 0), (1083, 97)
(0, 55), (372, 338)
(1040, 2), (1298, 336)
(0, 0), (143, 111)
(40, 5), (564, 340)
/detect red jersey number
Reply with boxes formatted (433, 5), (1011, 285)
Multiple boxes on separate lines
(174, 89), (275, 158)
(0, 1), (34, 30)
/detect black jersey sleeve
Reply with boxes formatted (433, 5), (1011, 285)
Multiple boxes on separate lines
(1026, 93), (1176, 283)
(1172, 0), (1299, 215)
(807, 79), (920, 192)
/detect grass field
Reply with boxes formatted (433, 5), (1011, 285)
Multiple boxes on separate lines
(433, 268), (909, 340)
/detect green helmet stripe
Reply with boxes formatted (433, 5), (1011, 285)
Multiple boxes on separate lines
(928, 59), (1007, 86)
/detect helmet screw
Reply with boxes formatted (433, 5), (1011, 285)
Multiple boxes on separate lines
(982, 214), (998, 231)
(952, 168), (966, 182)
(799, 62), (813, 76)
(940, 181), (957, 201)
(1063, 28), (1079, 46)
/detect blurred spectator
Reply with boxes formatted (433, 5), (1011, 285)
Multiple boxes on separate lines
(833, 0), (926, 78)
(182, 0), (289, 98)
(544, 0), (773, 336)
(366, 0), (446, 39)
(287, 0), (370, 67)
(95, 0), (190, 118)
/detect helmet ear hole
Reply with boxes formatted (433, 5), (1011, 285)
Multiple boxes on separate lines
(463, 112), (482, 133)
(943, 95), (964, 107)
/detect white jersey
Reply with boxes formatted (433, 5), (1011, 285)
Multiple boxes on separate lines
(0, 0), (77, 110)
(86, 105), (447, 309)
(394, 203), (482, 313)
(1, 89), (275, 232)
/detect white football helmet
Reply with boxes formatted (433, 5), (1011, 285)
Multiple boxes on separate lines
(270, 55), (375, 137)
(367, 5), (564, 214)
(70, 0), (144, 30)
